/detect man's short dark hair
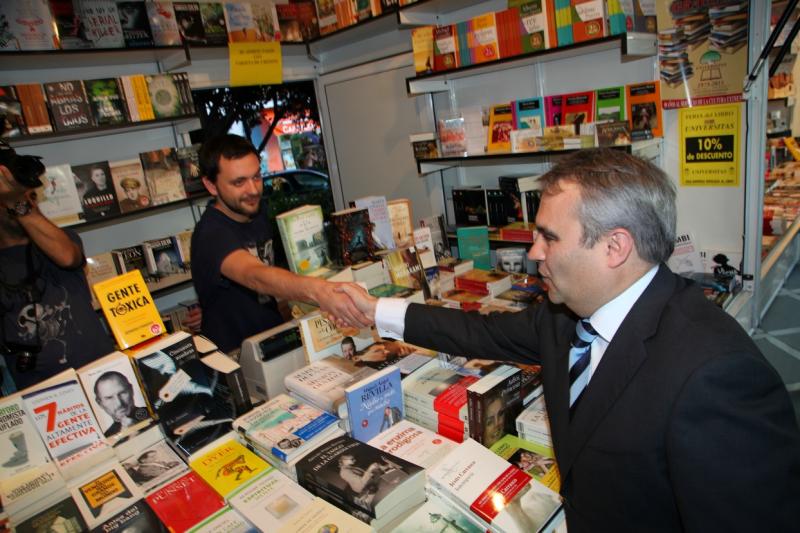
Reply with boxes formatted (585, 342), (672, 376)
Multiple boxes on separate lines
(199, 134), (260, 183)
(94, 371), (132, 397)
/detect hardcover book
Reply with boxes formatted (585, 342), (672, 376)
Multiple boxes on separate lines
(36, 164), (83, 227)
(595, 85), (625, 122)
(627, 80), (662, 140)
(276, 204), (329, 275)
(76, 351), (153, 440)
(120, 438), (187, 493)
(118, 1), (154, 47)
(199, 2), (228, 45)
(84, 78), (129, 126)
(456, 226), (491, 270)
(13, 495), (87, 533)
(189, 435), (270, 498)
(146, 472), (225, 532)
(201, 351), (253, 417)
(489, 434), (560, 492)
(93, 270), (165, 349)
(367, 419), (456, 470)
(227, 468), (315, 527)
(330, 207), (376, 266)
(44, 80), (93, 131)
(88, 499), (166, 533)
(174, 2), (207, 44)
(110, 158), (152, 214)
(344, 366), (403, 443)
(49, 0), (93, 49)
(145, 73), (183, 118)
(2, 0), (58, 51)
(353, 196), (396, 250)
(140, 147), (188, 204)
(80, 0), (125, 48)
(69, 464), (143, 528)
(15, 83), (52, 134)
(21, 370), (114, 479)
(146, 1), (182, 45)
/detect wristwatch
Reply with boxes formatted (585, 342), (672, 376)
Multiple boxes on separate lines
(6, 200), (33, 218)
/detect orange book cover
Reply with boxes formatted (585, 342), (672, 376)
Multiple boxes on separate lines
(469, 13), (500, 64)
(627, 81), (662, 140)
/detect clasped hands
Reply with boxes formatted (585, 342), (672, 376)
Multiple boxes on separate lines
(315, 282), (378, 330)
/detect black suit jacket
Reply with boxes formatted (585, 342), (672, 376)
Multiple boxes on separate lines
(404, 265), (800, 532)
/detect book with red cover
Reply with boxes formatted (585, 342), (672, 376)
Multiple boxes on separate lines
(455, 269), (512, 296)
(145, 472), (224, 532)
(496, 6), (521, 58)
(561, 90), (595, 133)
(433, 25), (459, 71)
(543, 94), (563, 126)
(500, 221), (537, 242)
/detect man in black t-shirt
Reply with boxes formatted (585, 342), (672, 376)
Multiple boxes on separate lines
(0, 163), (114, 390)
(191, 134), (369, 353)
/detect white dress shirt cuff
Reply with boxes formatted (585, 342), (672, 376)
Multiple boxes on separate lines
(375, 298), (410, 339)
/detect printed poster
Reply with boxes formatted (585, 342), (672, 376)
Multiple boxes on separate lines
(656, 2), (748, 109)
(679, 103), (741, 187)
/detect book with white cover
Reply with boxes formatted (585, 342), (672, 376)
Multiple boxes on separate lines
(187, 505), (256, 533)
(120, 438), (187, 494)
(77, 351), (152, 441)
(37, 164), (84, 226)
(276, 496), (371, 533)
(428, 439), (562, 533)
(285, 356), (375, 415)
(354, 195), (396, 250)
(367, 420), (457, 470)
(394, 487), (485, 533)
(68, 462), (144, 528)
(228, 467), (314, 526)
(298, 311), (377, 363)
(22, 370), (114, 479)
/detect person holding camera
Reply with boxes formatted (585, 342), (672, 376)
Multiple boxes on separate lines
(0, 145), (113, 391)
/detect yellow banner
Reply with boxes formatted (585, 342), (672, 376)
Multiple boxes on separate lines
(229, 42), (283, 87)
(679, 103), (741, 187)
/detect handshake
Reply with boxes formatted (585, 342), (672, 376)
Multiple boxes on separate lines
(316, 283), (379, 330)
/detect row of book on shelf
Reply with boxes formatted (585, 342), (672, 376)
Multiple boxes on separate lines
(412, 79), (662, 160)
(1, 73), (195, 138)
(1, 0), (422, 53)
(35, 144), (202, 226)
(0, 261), (560, 532)
(410, 0), (656, 75)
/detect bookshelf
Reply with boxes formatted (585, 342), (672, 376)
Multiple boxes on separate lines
(65, 192), (210, 232)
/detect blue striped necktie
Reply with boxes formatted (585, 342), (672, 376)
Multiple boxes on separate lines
(569, 319), (598, 410)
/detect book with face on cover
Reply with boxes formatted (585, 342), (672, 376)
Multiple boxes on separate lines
(490, 434), (560, 492)
(344, 366), (403, 443)
(117, 1), (155, 47)
(120, 438), (187, 493)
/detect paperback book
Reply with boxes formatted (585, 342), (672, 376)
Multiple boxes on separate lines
(595, 85), (625, 122)
(627, 80), (662, 140)
(143, 237), (184, 278)
(189, 435), (270, 498)
(145, 74), (184, 118)
(456, 226), (491, 270)
(88, 499), (166, 533)
(174, 2), (207, 44)
(227, 467), (315, 527)
(199, 2), (228, 45)
(146, 1), (182, 45)
(69, 463), (143, 528)
(513, 97), (545, 134)
(49, 0), (94, 49)
(490, 434), (560, 492)
(119, 438), (187, 493)
(117, 1), (154, 47)
(93, 270), (165, 349)
(12, 495), (87, 532)
(344, 366), (403, 443)
(140, 147), (188, 204)
(177, 144), (204, 194)
(37, 164), (83, 227)
(110, 158), (152, 213)
(146, 471), (225, 532)
(353, 196), (396, 250)
(3, 0), (59, 51)
(84, 78), (129, 126)
(276, 204), (329, 275)
(15, 83), (52, 134)
(80, 0), (125, 48)
(186, 506), (253, 533)
(367, 419), (456, 470)
(276, 496), (371, 533)
(330, 207), (376, 266)
(73, 161), (120, 221)
(44, 80), (93, 131)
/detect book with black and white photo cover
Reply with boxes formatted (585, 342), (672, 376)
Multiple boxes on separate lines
(43, 80), (93, 131)
(393, 487), (485, 533)
(145, 1), (182, 45)
(429, 439), (562, 533)
(142, 237), (184, 278)
(173, 2), (207, 44)
(367, 419), (456, 470)
(76, 351), (153, 441)
(201, 351), (253, 417)
(295, 434), (425, 526)
(1, 0), (58, 51)
(88, 499), (166, 533)
(119, 438), (187, 494)
(276, 496), (372, 533)
(80, 0), (125, 48)
(140, 147), (188, 205)
(11, 494), (87, 533)
(73, 160), (120, 221)
(345, 366), (403, 443)
(21, 369), (114, 480)
(117, 1), (155, 47)
(37, 164), (83, 227)
(226, 466), (314, 525)
(84, 78), (129, 126)
(232, 393), (340, 463)
(68, 463), (143, 528)
(110, 158), (152, 214)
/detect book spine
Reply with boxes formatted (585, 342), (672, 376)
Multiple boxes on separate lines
(131, 75), (155, 121)
(221, 366), (253, 417)
(120, 76), (140, 122)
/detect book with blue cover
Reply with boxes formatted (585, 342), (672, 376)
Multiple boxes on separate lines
(345, 366), (403, 443)
(457, 226), (491, 270)
(512, 97), (545, 134)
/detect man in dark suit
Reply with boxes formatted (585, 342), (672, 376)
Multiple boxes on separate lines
(338, 149), (800, 531)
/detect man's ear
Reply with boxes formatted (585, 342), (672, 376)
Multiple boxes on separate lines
(202, 176), (217, 196)
(605, 228), (635, 268)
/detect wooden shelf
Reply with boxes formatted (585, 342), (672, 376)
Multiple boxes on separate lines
(7, 115), (200, 148)
(406, 33), (656, 95)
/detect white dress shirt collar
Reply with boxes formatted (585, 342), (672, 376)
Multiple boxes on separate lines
(589, 265), (659, 345)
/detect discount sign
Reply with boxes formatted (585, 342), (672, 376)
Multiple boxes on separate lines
(679, 103), (741, 186)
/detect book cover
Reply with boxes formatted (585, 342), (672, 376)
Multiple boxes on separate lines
(72, 160), (121, 221)
(437, 114), (468, 156)
(276, 204), (329, 275)
(387, 198), (413, 246)
(173, 229), (194, 268)
(345, 366), (402, 443)
(110, 158), (152, 214)
(146, 1), (182, 45)
(119, 438), (187, 493)
(189, 436), (270, 498)
(145, 73), (183, 118)
(433, 25), (459, 71)
(353, 196), (396, 250)
(316, 0), (338, 35)
(284, 357), (374, 416)
(512, 97), (545, 134)
(367, 419), (456, 470)
(519, 0), (557, 52)
(13, 495), (87, 533)
(295, 434), (425, 521)
(111, 244), (150, 280)
(143, 237), (183, 278)
(496, 247), (528, 274)
(225, 1), (259, 42)
(490, 435), (560, 492)
(118, 1), (154, 47)
(93, 270), (165, 349)
(380, 246), (430, 299)
(561, 90), (595, 132)
(543, 94), (563, 126)
(298, 310), (376, 362)
(412, 226), (436, 269)
(140, 147), (187, 204)
(227, 468), (316, 527)
(85, 252), (118, 305)
(3, 0), (58, 51)
(80, 0), (125, 48)
(22, 370), (113, 477)
(77, 351), (152, 440)
(291, 1), (320, 41)
(487, 103), (514, 152)
(469, 12), (499, 64)
(594, 85), (625, 122)
(452, 188), (486, 227)
(44, 80), (94, 131)
(174, 2), (207, 44)
(394, 488), (485, 533)
(456, 226), (490, 270)
(48, 0), (93, 49)
(146, 472), (225, 532)
(251, 1), (280, 42)
(186, 506), (252, 533)
(201, 351), (253, 417)
(15, 83), (52, 134)
(199, 2), (228, 45)
(0, 394), (53, 481)
(119, 74), (154, 122)
(36, 164), (83, 227)
(627, 80), (662, 139)
(84, 78), (129, 126)
(0, 86), (26, 137)
(276, 496), (372, 533)
(70, 464), (143, 528)
(88, 499), (167, 533)
(177, 144), (204, 194)
(330, 207), (375, 266)
(411, 26), (434, 74)
(596, 120), (631, 147)
(0, 462), (65, 519)
(232, 393), (339, 463)
(570, 0), (606, 42)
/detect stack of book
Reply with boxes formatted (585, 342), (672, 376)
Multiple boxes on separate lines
(367, 419), (457, 470)
(516, 395), (553, 448)
(455, 269), (513, 297)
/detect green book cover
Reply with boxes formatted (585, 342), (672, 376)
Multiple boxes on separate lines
(457, 226), (490, 270)
(276, 204), (328, 275)
(595, 86), (625, 122)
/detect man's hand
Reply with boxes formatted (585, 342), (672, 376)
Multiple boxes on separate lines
(334, 284), (377, 325)
(314, 282), (372, 329)
(0, 165), (27, 204)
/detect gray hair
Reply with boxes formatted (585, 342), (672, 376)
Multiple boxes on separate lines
(538, 148), (676, 264)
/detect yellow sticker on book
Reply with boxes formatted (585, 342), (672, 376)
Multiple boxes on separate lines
(229, 41), (283, 87)
(80, 471), (128, 509)
(93, 270), (165, 349)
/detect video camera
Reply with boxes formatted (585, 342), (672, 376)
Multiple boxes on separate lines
(0, 141), (44, 189)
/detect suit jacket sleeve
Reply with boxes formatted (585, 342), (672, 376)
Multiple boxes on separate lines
(667, 351), (800, 531)
(403, 302), (545, 365)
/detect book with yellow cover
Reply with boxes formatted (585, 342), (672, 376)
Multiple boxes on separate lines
(411, 26), (434, 74)
(189, 434), (271, 498)
(93, 270), (166, 349)
(487, 103), (514, 152)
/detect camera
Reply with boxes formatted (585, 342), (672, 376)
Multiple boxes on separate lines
(0, 141), (44, 189)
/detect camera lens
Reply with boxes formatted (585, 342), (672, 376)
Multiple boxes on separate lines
(15, 351), (37, 373)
